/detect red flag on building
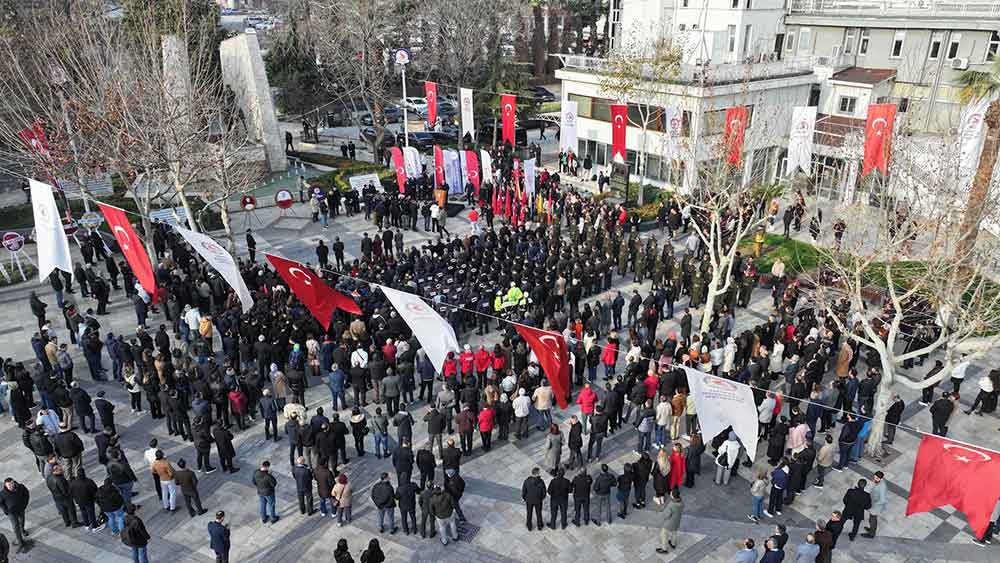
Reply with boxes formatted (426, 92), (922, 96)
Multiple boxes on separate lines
(610, 103), (628, 164)
(513, 324), (570, 409)
(433, 145), (445, 188)
(501, 94), (516, 146)
(724, 106), (748, 165)
(390, 146), (407, 193)
(265, 253), (361, 330)
(862, 103), (897, 176)
(98, 203), (158, 303)
(424, 81), (438, 127)
(906, 435), (1000, 537)
(464, 150), (480, 198)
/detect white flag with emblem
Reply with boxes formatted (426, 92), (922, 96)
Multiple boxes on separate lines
(786, 106), (816, 176)
(30, 179), (73, 282)
(959, 95), (992, 189)
(524, 158), (536, 200)
(661, 106), (683, 161)
(480, 149), (494, 185)
(460, 87), (475, 140)
(559, 100), (578, 152)
(682, 366), (760, 462)
(379, 285), (459, 371)
(173, 225), (254, 312)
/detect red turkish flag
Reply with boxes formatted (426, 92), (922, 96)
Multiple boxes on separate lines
(433, 145), (445, 188)
(504, 186), (511, 218)
(18, 122), (50, 157)
(97, 203), (157, 304)
(724, 106), (748, 165)
(424, 81), (438, 126)
(513, 324), (570, 409)
(390, 146), (407, 193)
(492, 185), (501, 215)
(611, 103), (627, 163)
(862, 103), (897, 176)
(906, 435), (1000, 537)
(464, 150), (480, 198)
(265, 253), (361, 330)
(546, 188), (553, 225)
(501, 94), (516, 146)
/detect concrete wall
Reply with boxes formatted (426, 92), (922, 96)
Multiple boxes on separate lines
(219, 31), (287, 172)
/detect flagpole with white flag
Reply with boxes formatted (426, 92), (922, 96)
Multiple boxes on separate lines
(29, 179), (73, 282)
(786, 106), (817, 176)
(682, 366), (760, 462)
(460, 87), (475, 141)
(173, 225), (255, 312)
(378, 284), (460, 371)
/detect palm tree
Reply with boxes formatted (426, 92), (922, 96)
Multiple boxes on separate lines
(956, 59), (1000, 255)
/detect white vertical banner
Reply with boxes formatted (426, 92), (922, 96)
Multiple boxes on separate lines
(524, 158), (536, 200)
(786, 106), (817, 176)
(662, 105), (683, 160)
(841, 160), (859, 204)
(379, 285), (460, 371)
(173, 226), (254, 312)
(559, 100), (578, 152)
(460, 87), (475, 140)
(959, 96), (991, 189)
(30, 179), (73, 282)
(402, 146), (422, 179)
(682, 366), (760, 462)
(480, 149), (494, 185)
(444, 149), (463, 195)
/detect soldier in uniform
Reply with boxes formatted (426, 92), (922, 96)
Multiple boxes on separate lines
(633, 237), (646, 283)
(617, 238), (629, 276)
(690, 268), (705, 308)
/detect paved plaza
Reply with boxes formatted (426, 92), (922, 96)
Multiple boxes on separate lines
(0, 200), (998, 563)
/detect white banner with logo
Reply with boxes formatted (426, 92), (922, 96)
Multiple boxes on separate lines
(662, 105), (683, 161)
(174, 225), (254, 313)
(524, 158), (536, 200)
(30, 179), (73, 282)
(959, 95), (992, 189)
(480, 149), (494, 185)
(460, 87), (475, 140)
(682, 366), (760, 462)
(379, 285), (459, 371)
(559, 100), (578, 152)
(402, 146), (422, 179)
(786, 106), (817, 176)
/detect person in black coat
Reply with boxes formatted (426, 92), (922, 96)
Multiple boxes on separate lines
(94, 392), (116, 433)
(208, 511), (231, 563)
(291, 458), (315, 515)
(633, 452), (653, 508)
(69, 383), (96, 433)
(566, 416), (584, 469)
(521, 467), (547, 531)
(571, 470), (592, 526)
(841, 479), (872, 541)
(370, 473), (398, 534)
(46, 466), (79, 528)
(395, 479), (418, 535)
(392, 442), (414, 482)
(416, 445), (435, 491)
(418, 486), (436, 539)
(212, 422), (238, 473)
(69, 469), (101, 531)
(0, 479), (30, 548)
(444, 470), (466, 522)
(547, 468), (571, 529)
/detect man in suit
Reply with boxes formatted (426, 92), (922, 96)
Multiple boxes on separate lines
(521, 467), (547, 531)
(291, 457), (315, 515)
(841, 479), (872, 541)
(207, 511), (231, 563)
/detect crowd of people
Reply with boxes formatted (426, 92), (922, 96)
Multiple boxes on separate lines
(1, 144), (997, 563)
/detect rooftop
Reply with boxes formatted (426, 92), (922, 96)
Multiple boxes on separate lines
(788, 0), (1000, 18)
(830, 67), (897, 85)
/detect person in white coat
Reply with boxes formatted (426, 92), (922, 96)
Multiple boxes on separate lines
(714, 432), (742, 486)
(769, 341), (785, 378)
(722, 338), (737, 376)
(758, 392), (776, 439)
(862, 471), (887, 538)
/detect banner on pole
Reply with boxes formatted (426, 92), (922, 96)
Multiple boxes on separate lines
(379, 285), (459, 372)
(460, 87), (475, 140)
(174, 226), (254, 313)
(559, 101), (578, 153)
(683, 366), (760, 462)
(786, 106), (817, 176)
(30, 179), (73, 282)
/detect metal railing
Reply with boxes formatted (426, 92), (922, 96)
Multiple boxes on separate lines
(787, 0), (1000, 17)
(555, 54), (815, 85)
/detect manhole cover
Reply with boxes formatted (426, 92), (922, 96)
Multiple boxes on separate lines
(458, 521), (480, 542)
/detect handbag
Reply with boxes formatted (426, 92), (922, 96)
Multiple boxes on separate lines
(716, 451), (729, 468)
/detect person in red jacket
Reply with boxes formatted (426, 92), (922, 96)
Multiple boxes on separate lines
(668, 442), (687, 491)
(490, 345), (506, 375)
(601, 342), (618, 380)
(442, 352), (458, 383)
(643, 371), (660, 400)
(458, 345), (475, 377)
(478, 406), (495, 451)
(227, 387), (249, 431)
(474, 346), (492, 377)
(576, 383), (598, 433)
(381, 339), (397, 366)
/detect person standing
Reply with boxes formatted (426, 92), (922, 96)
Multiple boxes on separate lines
(748, 470), (768, 523)
(252, 461), (279, 525)
(521, 467), (546, 531)
(419, 484), (436, 539)
(0, 479), (30, 551)
(69, 469), (102, 532)
(292, 457), (315, 516)
(592, 464), (616, 526)
(173, 459), (207, 517)
(760, 537), (784, 563)
(53, 422), (84, 479)
(431, 485), (458, 546)
(96, 478), (125, 536)
(121, 505), (151, 563)
(733, 538), (757, 563)
(571, 470), (592, 527)
(46, 465), (80, 528)
(930, 392), (957, 436)
(714, 432), (741, 486)
(548, 468), (571, 529)
(151, 451), (177, 512)
(767, 458), (789, 517)
(332, 474), (353, 526)
(841, 478), (871, 541)
(395, 478), (418, 535)
(813, 434), (835, 488)
(862, 471), (887, 538)
(207, 511), (230, 563)
(370, 473), (398, 534)
(566, 416), (584, 469)
(813, 519), (835, 563)
(793, 534), (820, 562)
(656, 489), (684, 554)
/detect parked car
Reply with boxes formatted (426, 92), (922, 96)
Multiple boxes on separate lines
(360, 105), (403, 125)
(360, 127), (396, 147)
(395, 131), (437, 150)
(478, 120), (528, 147)
(400, 97), (428, 116)
(428, 129), (459, 144)
(529, 86), (556, 104)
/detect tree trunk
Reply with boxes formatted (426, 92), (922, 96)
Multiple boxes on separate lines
(545, 10), (561, 76)
(561, 14), (575, 54)
(699, 265), (723, 334)
(957, 101), (1000, 256)
(532, 5), (546, 76)
(171, 168), (198, 232)
(865, 353), (896, 457)
(219, 201), (236, 253)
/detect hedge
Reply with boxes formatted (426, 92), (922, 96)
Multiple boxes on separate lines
(288, 151), (396, 193)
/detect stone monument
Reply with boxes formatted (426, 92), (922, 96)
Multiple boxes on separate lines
(219, 30), (287, 172)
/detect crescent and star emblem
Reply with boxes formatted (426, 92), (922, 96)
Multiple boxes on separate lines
(288, 267), (312, 286)
(113, 225), (131, 250)
(942, 443), (992, 463)
(614, 114), (624, 127)
(504, 103), (513, 114)
(871, 117), (888, 136)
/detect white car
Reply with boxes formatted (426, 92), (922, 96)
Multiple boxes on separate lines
(400, 97), (428, 116)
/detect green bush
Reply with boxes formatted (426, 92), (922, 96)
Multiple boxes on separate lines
(0, 263), (37, 288)
(0, 194), (221, 233)
(743, 233), (823, 275)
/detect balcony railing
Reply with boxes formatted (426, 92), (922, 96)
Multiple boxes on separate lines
(788, 0), (1000, 18)
(555, 54), (815, 85)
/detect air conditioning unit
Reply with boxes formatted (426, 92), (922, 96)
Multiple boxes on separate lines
(951, 58), (969, 70)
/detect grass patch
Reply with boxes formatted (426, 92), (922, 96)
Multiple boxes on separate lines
(743, 234), (823, 275)
(286, 151), (396, 192)
(0, 263), (37, 287)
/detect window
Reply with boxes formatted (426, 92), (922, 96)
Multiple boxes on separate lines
(899, 98), (909, 113)
(859, 29), (870, 55)
(891, 31), (905, 58)
(731, 0), (738, 8)
(838, 96), (857, 115)
(746, 0), (752, 7)
(989, 31), (1000, 61)
(743, 25), (753, 56)
(798, 28), (811, 54)
(786, 32), (795, 52)
(844, 28), (855, 54)
(679, 24), (686, 31)
(948, 33), (962, 60)
(728, 25), (737, 53)
(702, 105), (754, 135)
(929, 32), (943, 60)
(682, 0), (688, 6)
(876, 96), (890, 104)
(568, 94), (592, 118)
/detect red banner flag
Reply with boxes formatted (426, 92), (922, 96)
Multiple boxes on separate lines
(19, 122), (50, 157)
(390, 146), (407, 193)
(97, 203), (158, 303)
(546, 188), (553, 225)
(724, 106), (748, 165)
(433, 145), (445, 188)
(265, 253), (361, 330)
(504, 187), (511, 218)
(464, 150), (480, 198)
(906, 435), (1000, 537)
(862, 103), (897, 177)
(501, 94), (516, 146)
(424, 81), (438, 127)
(610, 103), (628, 163)
(492, 185), (500, 215)
(513, 324), (570, 409)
